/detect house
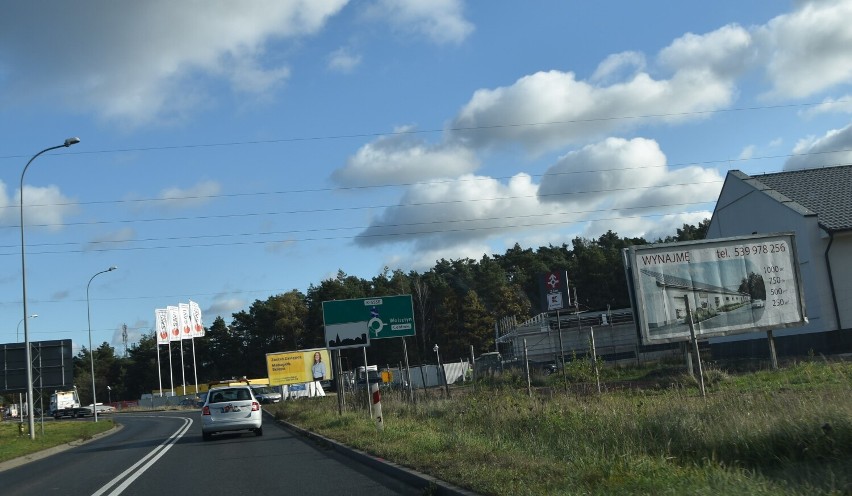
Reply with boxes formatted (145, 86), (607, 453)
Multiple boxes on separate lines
(706, 165), (852, 357)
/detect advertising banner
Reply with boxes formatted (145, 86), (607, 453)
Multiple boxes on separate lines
(266, 348), (331, 386)
(167, 306), (181, 342)
(155, 308), (169, 345)
(178, 303), (193, 340)
(189, 300), (205, 337)
(624, 232), (807, 344)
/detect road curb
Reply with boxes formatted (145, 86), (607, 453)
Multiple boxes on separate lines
(270, 413), (480, 496)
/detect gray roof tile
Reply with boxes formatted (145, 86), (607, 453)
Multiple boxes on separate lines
(747, 165), (852, 232)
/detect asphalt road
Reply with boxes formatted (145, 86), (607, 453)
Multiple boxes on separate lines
(1, 411), (427, 495)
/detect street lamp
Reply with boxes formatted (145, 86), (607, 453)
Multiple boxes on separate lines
(21, 137), (80, 439)
(87, 265), (117, 422)
(107, 385), (112, 405)
(16, 314), (38, 342)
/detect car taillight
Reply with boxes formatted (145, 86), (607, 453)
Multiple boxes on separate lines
(202, 406), (210, 415)
(251, 401), (260, 411)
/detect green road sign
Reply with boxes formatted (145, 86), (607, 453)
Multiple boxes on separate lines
(323, 295), (415, 349)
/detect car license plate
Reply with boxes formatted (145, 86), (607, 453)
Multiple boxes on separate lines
(221, 404), (241, 413)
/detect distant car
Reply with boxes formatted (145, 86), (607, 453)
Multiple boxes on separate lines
(179, 397), (202, 408)
(250, 385), (282, 404)
(81, 404), (116, 416)
(201, 386), (262, 441)
(752, 299), (765, 308)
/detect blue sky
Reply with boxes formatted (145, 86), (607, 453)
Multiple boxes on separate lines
(1, 1), (851, 355)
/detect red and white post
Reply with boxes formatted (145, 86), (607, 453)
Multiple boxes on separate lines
(370, 382), (384, 431)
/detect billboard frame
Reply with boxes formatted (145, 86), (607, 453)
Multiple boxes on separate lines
(624, 232), (807, 344)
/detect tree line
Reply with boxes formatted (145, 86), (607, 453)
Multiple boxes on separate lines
(65, 221), (709, 404)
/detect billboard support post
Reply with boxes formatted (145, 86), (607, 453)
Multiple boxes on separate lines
(403, 338), (413, 402)
(767, 330), (778, 370)
(557, 310), (568, 393)
(335, 350), (344, 415)
(589, 326), (601, 394)
(470, 345), (476, 392)
(684, 296), (706, 398)
(363, 347), (372, 418)
(522, 339), (531, 398)
(682, 342), (694, 378)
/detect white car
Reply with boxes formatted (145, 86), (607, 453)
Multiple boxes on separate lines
(250, 385), (282, 404)
(81, 404), (116, 416)
(201, 386), (262, 441)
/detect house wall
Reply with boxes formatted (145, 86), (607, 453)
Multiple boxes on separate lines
(827, 232), (852, 329)
(707, 173), (841, 344)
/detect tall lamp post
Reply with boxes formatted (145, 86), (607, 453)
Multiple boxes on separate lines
(87, 266), (117, 422)
(16, 314), (37, 421)
(21, 137), (80, 439)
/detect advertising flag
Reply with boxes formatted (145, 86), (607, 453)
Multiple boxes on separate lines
(179, 303), (193, 339)
(155, 308), (169, 345)
(167, 306), (181, 342)
(189, 300), (205, 337)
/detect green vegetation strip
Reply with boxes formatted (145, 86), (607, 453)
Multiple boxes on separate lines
(270, 361), (851, 496)
(0, 420), (114, 464)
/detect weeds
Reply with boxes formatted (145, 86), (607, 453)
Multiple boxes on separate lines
(271, 359), (852, 495)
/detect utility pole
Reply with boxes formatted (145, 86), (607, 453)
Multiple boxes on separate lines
(122, 324), (128, 357)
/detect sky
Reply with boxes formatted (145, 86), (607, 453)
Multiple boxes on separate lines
(1, 0), (851, 356)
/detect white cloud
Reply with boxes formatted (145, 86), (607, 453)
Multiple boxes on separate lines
(0, 1), (348, 127)
(365, 0), (474, 45)
(2, 184), (80, 230)
(354, 173), (551, 250)
(327, 47), (363, 73)
(207, 295), (248, 320)
(589, 210), (713, 242)
(800, 95), (852, 118)
(158, 180), (222, 209)
(448, 62), (736, 155)
(738, 145), (755, 160)
(539, 138), (668, 206)
(785, 123), (852, 170)
(658, 24), (753, 78)
(591, 51), (646, 84)
(539, 137), (722, 219)
(756, 0), (852, 99)
(332, 127), (480, 186)
(351, 136), (723, 255)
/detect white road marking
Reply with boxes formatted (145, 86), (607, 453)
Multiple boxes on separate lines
(92, 415), (193, 496)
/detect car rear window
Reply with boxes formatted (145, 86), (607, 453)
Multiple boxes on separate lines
(209, 388), (251, 403)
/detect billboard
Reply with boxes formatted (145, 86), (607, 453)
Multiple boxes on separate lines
(322, 295), (415, 349)
(623, 232), (807, 344)
(266, 348), (331, 386)
(0, 340), (74, 393)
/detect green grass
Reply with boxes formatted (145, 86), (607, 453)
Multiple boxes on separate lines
(0, 419), (114, 464)
(269, 360), (852, 496)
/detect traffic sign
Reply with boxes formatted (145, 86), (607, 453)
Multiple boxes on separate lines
(322, 295), (416, 349)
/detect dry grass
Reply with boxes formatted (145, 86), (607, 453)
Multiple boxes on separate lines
(269, 360), (852, 495)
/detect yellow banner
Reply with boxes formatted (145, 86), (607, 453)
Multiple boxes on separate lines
(266, 348), (330, 386)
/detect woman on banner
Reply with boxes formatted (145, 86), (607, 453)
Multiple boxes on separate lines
(311, 352), (326, 397)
